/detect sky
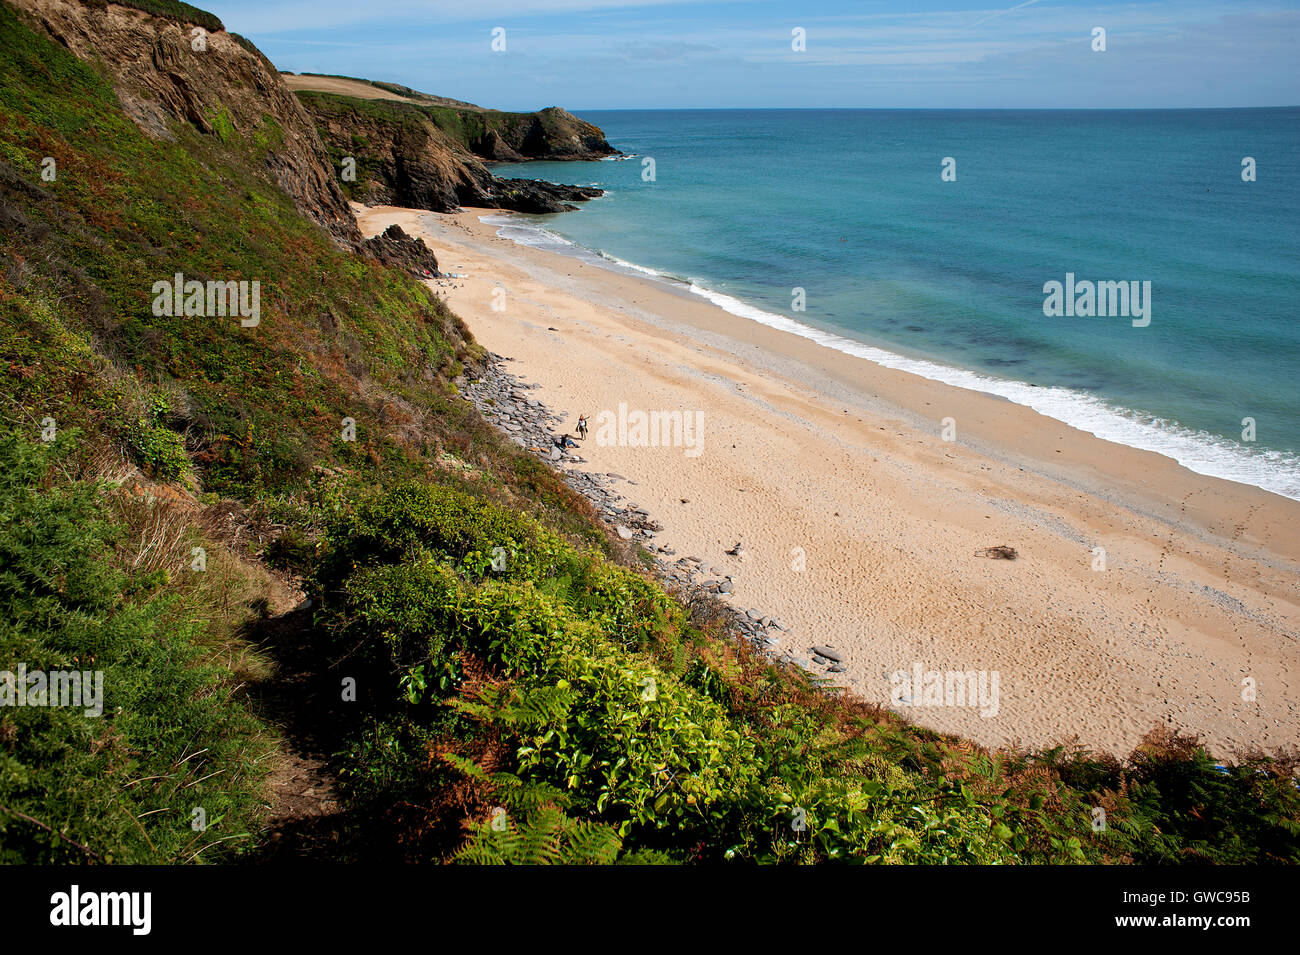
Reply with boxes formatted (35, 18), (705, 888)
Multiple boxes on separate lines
(200, 0), (1300, 110)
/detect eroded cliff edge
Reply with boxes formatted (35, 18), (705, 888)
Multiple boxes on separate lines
(289, 75), (618, 215)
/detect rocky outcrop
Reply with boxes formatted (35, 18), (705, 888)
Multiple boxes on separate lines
(460, 106), (618, 162)
(7, 0), (361, 248)
(360, 224), (439, 277)
(484, 179), (603, 214)
(297, 90), (611, 215)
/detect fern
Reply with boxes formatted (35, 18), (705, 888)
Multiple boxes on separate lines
(452, 805), (622, 865)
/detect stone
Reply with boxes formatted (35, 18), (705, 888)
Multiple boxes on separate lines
(811, 645), (843, 663)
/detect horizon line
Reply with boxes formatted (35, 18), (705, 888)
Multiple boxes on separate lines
(557, 104), (1300, 112)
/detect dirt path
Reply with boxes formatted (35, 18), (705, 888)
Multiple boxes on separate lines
(248, 603), (351, 862)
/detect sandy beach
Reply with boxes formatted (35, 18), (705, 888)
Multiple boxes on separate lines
(356, 203), (1300, 757)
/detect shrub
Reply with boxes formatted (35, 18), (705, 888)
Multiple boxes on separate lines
(0, 435), (270, 863)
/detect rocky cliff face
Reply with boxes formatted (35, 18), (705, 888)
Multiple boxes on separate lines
(296, 90), (611, 215)
(286, 74), (617, 162)
(453, 105), (618, 162)
(7, 0), (361, 248)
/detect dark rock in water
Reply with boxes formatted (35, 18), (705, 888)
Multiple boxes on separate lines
(811, 645), (843, 663)
(483, 178), (603, 214)
(361, 224), (439, 277)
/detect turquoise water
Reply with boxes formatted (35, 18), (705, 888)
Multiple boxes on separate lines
(492, 109), (1300, 499)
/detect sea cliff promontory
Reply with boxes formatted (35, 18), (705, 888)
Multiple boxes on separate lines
(287, 73), (615, 214)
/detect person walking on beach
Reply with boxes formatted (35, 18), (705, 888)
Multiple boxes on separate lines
(576, 415), (588, 440)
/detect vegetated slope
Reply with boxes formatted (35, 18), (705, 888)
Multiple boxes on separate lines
(0, 0), (599, 861)
(296, 88), (610, 214)
(11, 0), (358, 247)
(1, 0), (1297, 865)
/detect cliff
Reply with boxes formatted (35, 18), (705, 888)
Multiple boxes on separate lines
(290, 77), (615, 214)
(9, 0), (361, 248)
(284, 73), (617, 161)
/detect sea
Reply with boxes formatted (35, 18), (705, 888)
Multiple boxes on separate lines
(490, 108), (1300, 500)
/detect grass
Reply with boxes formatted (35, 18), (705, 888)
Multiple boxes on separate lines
(96, 0), (223, 32)
(0, 434), (274, 863)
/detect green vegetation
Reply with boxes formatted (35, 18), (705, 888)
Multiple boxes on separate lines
(0, 434), (271, 862)
(103, 0), (223, 32)
(312, 480), (1300, 864)
(1, 0), (1297, 865)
